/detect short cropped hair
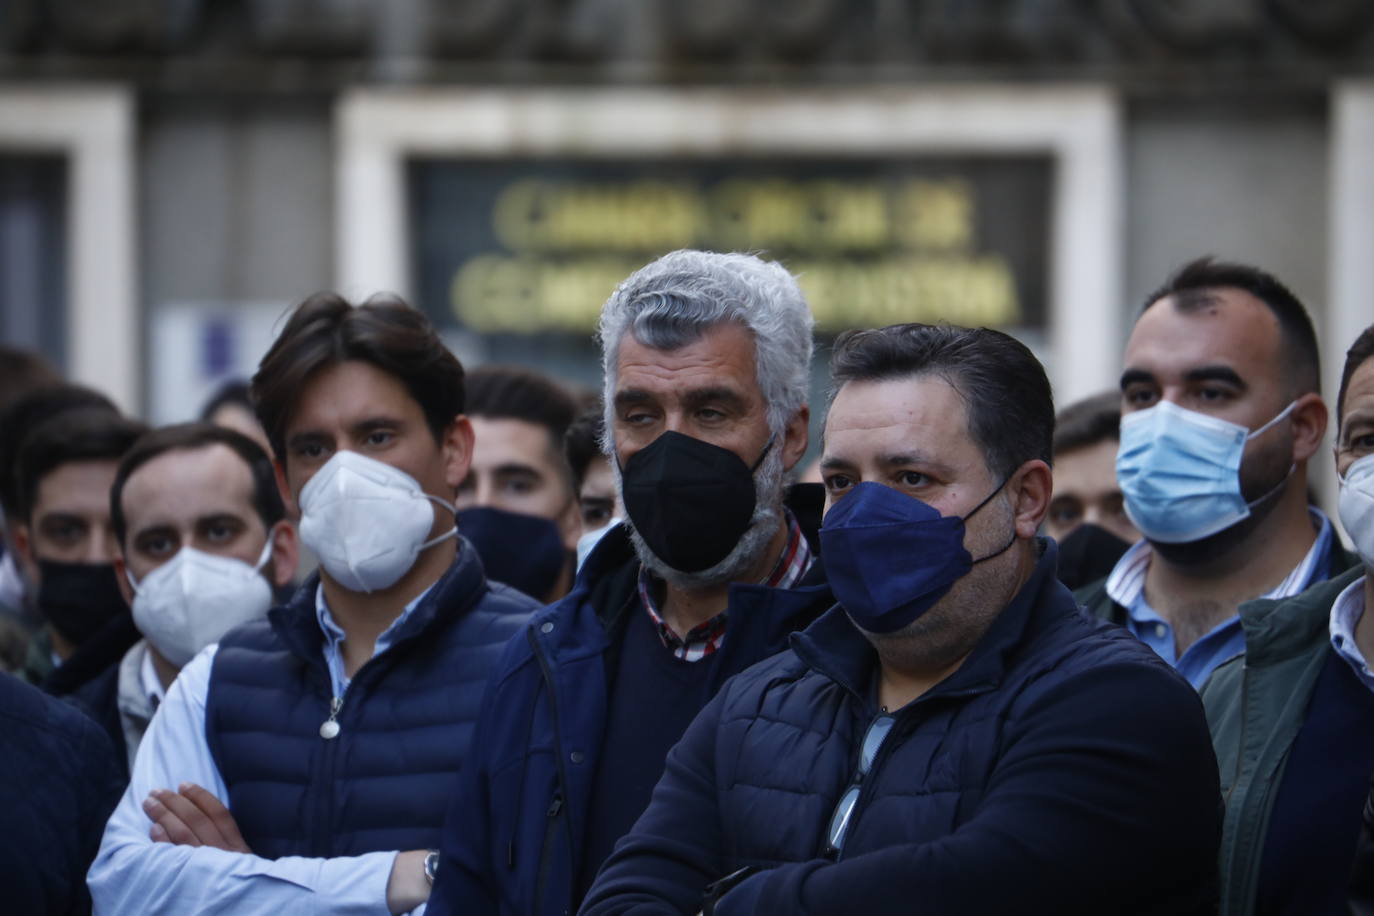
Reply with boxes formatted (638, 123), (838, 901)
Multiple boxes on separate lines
(596, 250), (814, 448)
(1339, 324), (1374, 435)
(564, 406), (606, 491)
(466, 366), (579, 459)
(14, 408), (147, 521)
(110, 423), (287, 547)
(0, 384), (118, 517)
(1053, 391), (1121, 457)
(829, 323), (1054, 479)
(251, 292), (465, 464)
(1141, 257), (1321, 396)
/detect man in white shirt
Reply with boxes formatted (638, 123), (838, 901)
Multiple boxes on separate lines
(67, 423), (299, 775)
(88, 292), (538, 915)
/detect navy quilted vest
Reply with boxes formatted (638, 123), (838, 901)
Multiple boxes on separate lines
(205, 542), (536, 860)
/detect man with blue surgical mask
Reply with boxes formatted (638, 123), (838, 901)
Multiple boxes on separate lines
(1078, 258), (1355, 688)
(89, 292), (539, 915)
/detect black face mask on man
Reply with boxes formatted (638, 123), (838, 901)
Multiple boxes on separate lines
(618, 431), (773, 574)
(35, 559), (127, 647)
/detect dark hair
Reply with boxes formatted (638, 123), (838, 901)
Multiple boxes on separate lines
(110, 423), (286, 546)
(1053, 391), (1121, 456)
(466, 366), (579, 460)
(200, 379), (254, 422)
(251, 292), (465, 463)
(1141, 257), (1321, 396)
(0, 384), (120, 517)
(1338, 324), (1374, 435)
(0, 346), (59, 413)
(14, 408), (148, 521)
(829, 323), (1054, 478)
(564, 406), (607, 490)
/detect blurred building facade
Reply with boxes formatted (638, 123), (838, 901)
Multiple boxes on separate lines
(2, 0), (1373, 447)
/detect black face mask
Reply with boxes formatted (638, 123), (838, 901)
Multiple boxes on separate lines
(458, 506), (569, 603)
(619, 431), (772, 574)
(1054, 523), (1132, 592)
(35, 560), (128, 647)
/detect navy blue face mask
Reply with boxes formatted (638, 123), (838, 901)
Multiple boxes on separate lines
(820, 479), (1015, 634)
(458, 506), (569, 602)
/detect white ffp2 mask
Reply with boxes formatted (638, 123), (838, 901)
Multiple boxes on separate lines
(1339, 453), (1374, 569)
(129, 540), (275, 668)
(297, 450), (456, 594)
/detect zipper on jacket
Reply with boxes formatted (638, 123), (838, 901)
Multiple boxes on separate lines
(528, 625), (576, 914)
(533, 794), (564, 911)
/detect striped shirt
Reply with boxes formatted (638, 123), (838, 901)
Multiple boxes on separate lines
(639, 510), (813, 662)
(1105, 506), (1335, 688)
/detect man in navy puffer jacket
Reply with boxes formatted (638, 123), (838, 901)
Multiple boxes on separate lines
(582, 323), (1222, 916)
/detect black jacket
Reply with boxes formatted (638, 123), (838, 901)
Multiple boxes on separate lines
(0, 671), (123, 915)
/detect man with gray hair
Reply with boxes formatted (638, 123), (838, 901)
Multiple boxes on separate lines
(426, 250), (833, 916)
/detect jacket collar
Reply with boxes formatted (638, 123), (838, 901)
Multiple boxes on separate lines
(791, 538), (1067, 710)
(1237, 564), (1367, 667)
(269, 537), (491, 668)
(531, 484), (834, 666)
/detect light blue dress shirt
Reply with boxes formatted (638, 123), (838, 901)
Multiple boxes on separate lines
(88, 584), (432, 915)
(1105, 508), (1335, 689)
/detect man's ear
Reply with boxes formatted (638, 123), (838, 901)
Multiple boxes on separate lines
(442, 415), (476, 493)
(113, 553), (134, 607)
(9, 522), (37, 583)
(1289, 392), (1328, 465)
(781, 405), (810, 474)
(267, 520), (299, 588)
(272, 458), (299, 521)
(1009, 459), (1054, 538)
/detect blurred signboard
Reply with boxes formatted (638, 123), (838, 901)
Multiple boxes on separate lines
(409, 157), (1051, 339)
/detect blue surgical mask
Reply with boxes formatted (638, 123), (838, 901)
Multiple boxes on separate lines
(1115, 399), (1297, 545)
(820, 480), (1013, 634)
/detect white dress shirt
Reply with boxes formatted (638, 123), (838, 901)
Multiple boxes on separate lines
(88, 585), (432, 915)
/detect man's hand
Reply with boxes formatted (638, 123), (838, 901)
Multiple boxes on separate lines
(387, 850), (432, 915)
(142, 783), (252, 853)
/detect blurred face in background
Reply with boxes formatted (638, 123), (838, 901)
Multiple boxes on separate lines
(1045, 439), (1137, 544)
(458, 417), (580, 550)
(13, 460), (121, 578)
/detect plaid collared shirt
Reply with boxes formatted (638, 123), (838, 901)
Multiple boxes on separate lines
(638, 510), (814, 662)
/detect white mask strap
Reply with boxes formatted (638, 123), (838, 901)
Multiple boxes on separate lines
(1247, 399), (1299, 441)
(252, 537), (275, 573)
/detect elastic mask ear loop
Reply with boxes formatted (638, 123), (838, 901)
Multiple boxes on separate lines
(749, 434), (777, 473)
(962, 474), (1019, 565)
(1241, 399), (1300, 511)
(252, 537), (275, 573)
(1246, 399), (1299, 441)
(420, 492), (460, 551)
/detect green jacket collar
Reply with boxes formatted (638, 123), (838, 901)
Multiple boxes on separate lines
(1237, 565), (1367, 668)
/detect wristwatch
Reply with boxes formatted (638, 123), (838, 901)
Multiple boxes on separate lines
(424, 850), (440, 886)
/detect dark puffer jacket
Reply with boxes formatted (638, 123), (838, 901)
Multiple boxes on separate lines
(582, 541), (1222, 916)
(0, 671), (123, 915)
(427, 489), (834, 916)
(204, 540), (537, 858)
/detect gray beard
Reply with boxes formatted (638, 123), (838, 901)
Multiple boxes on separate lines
(621, 441), (788, 591)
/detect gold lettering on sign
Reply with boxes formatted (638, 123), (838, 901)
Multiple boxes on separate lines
(454, 173), (1025, 333)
